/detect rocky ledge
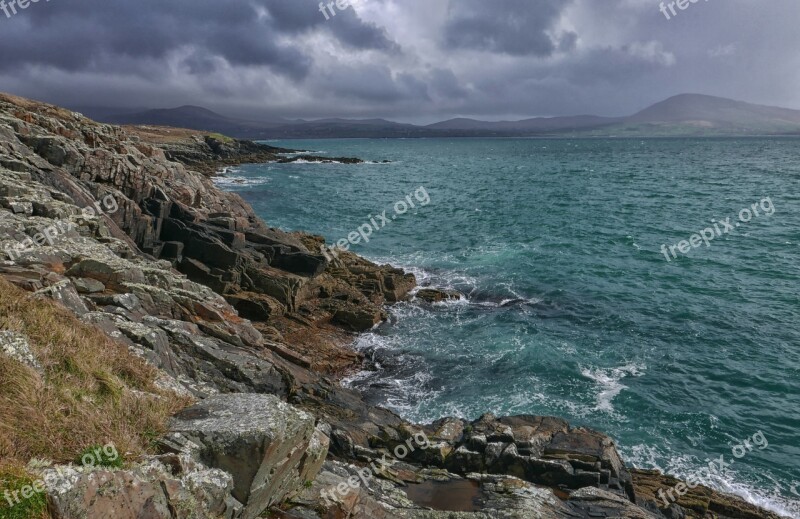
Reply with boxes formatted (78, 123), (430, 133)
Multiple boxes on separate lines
(120, 125), (300, 176)
(276, 154), (365, 164)
(0, 92), (783, 519)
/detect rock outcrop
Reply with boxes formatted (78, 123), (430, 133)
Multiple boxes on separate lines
(42, 454), (239, 519)
(163, 394), (330, 519)
(0, 92), (783, 519)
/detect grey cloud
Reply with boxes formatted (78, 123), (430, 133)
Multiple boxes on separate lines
(443, 0), (571, 56)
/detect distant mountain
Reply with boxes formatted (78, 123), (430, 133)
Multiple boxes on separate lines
(70, 106), (149, 121)
(629, 93), (800, 124)
(296, 118), (411, 127)
(105, 106), (290, 137)
(427, 115), (622, 132)
(618, 93), (800, 134)
(93, 95), (800, 139)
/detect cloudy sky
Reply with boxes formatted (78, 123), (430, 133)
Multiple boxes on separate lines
(1, 0), (798, 123)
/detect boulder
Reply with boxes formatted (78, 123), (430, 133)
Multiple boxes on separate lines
(333, 307), (383, 331)
(163, 394), (330, 519)
(71, 276), (106, 294)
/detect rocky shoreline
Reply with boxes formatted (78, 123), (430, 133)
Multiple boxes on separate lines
(0, 92), (784, 518)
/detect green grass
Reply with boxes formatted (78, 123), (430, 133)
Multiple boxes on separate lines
(75, 445), (123, 469)
(207, 132), (234, 143)
(0, 471), (47, 519)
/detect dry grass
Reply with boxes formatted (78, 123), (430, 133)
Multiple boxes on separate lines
(0, 276), (192, 466)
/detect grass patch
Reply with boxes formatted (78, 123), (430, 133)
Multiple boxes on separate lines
(207, 132), (234, 143)
(0, 466), (47, 519)
(0, 276), (193, 496)
(75, 445), (123, 469)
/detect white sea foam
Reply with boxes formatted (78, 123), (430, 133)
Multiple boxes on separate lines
(211, 175), (270, 187)
(283, 158), (340, 164)
(581, 363), (645, 412)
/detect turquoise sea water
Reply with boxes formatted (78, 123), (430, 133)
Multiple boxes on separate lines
(216, 138), (800, 516)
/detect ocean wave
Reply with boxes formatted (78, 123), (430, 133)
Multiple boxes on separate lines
(580, 363), (646, 413)
(277, 158), (390, 165)
(364, 255), (549, 311)
(215, 166), (241, 175)
(281, 158), (340, 164)
(211, 175), (270, 187)
(342, 331), (440, 414)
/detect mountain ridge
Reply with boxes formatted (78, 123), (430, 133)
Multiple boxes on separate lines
(94, 94), (800, 139)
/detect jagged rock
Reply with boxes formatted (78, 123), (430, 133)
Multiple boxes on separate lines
(333, 306), (383, 331)
(0, 330), (43, 373)
(42, 454), (239, 519)
(567, 487), (659, 518)
(415, 288), (463, 303)
(276, 155), (363, 164)
(282, 462), (659, 519)
(163, 394), (330, 519)
(225, 292), (286, 322)
(36, 280), (90, 316)
(631, 469), (785, 519)
(65, 257), (146, 290)
(71, 276), (106, 294)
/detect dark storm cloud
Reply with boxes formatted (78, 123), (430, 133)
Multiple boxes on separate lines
(0, 0), (799, 121)
(443, 0), (570, 56)
(0, 0), (395, 78)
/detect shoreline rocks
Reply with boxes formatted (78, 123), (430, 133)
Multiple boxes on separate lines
(276, 154), (364, 164)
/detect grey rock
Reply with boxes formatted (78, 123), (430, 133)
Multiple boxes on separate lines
(71, 276), (106, 294)
(0, 330), (43, 373)
(164, 394), (330, 519)
(42, 454), (239, 519)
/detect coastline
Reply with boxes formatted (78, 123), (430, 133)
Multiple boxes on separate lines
(0, 92), (788, 518)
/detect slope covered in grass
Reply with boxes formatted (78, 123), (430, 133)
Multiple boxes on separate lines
(0, 277), (191, 515)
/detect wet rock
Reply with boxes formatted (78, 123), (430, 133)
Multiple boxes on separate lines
(631, 469), (785, 519)
(415, 288), (463, 303)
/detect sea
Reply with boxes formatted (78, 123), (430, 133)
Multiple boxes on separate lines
(215, 137), (800, 517)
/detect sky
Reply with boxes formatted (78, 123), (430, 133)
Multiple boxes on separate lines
(0, 0), (798, 124)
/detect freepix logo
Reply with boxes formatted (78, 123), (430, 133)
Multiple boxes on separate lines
(659, 0), (709, 21)
(1, 0), (51, 20)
